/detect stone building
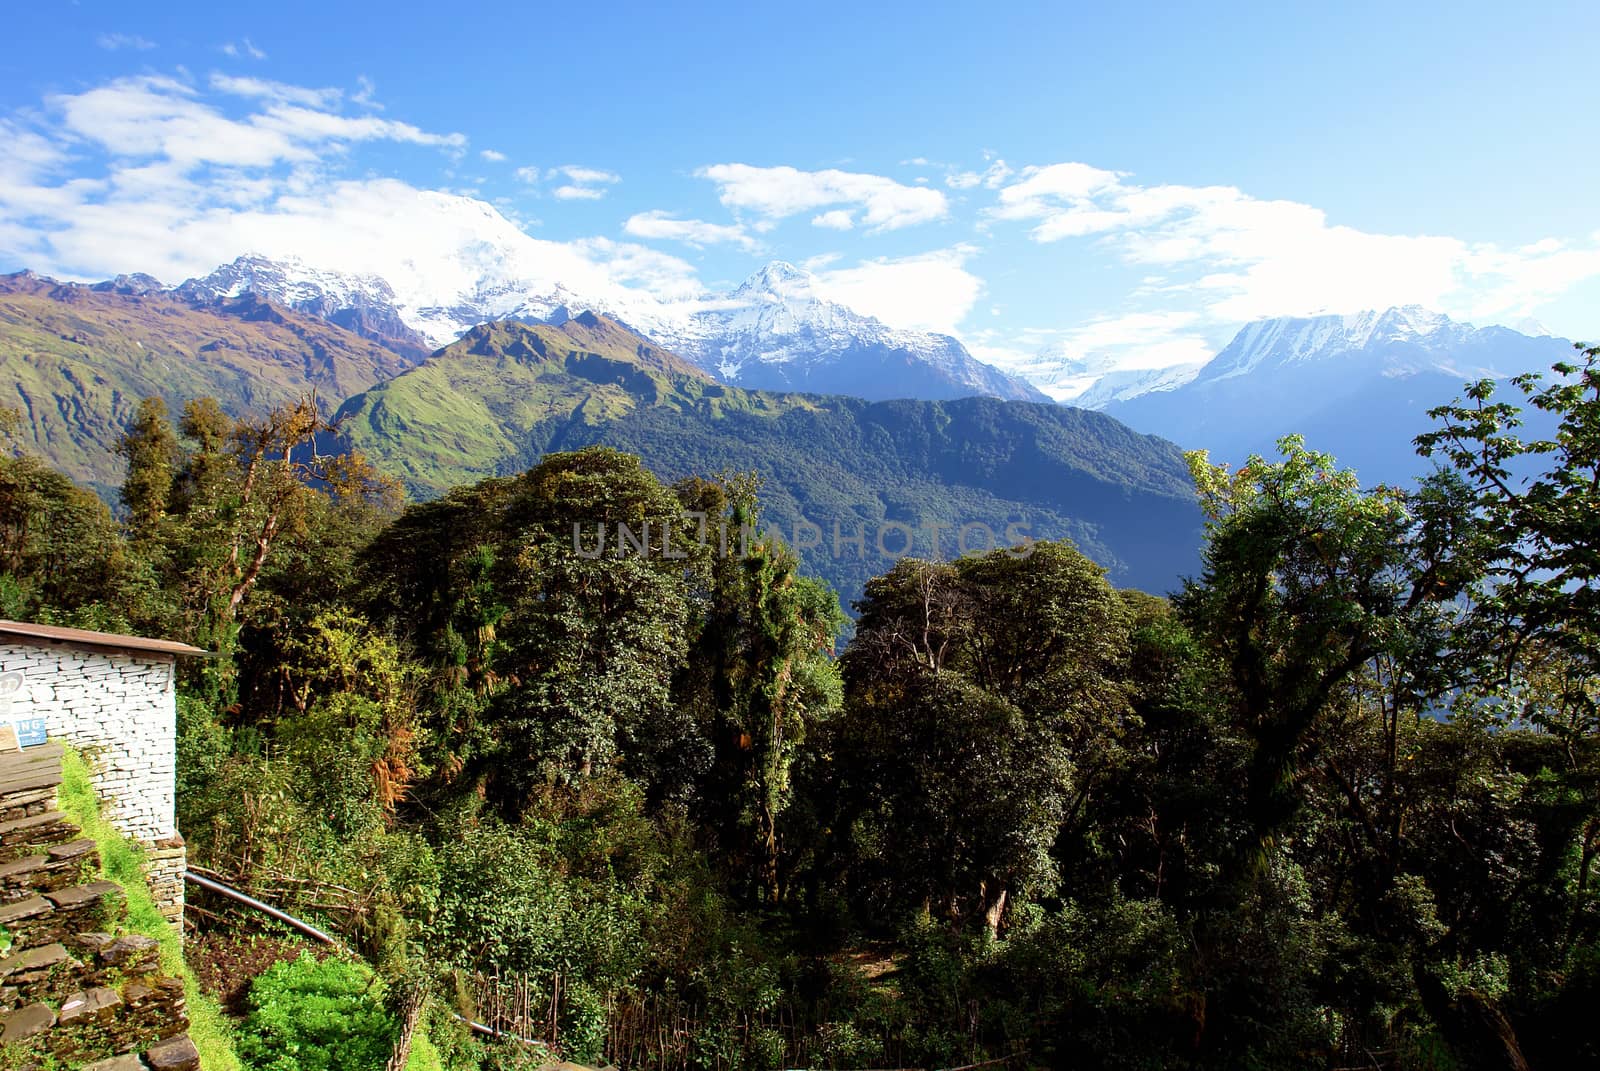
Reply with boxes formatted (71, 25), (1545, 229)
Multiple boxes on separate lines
(0, 620), (207, 924)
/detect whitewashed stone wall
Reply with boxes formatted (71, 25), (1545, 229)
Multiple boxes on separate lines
(0, 641), (179, 845)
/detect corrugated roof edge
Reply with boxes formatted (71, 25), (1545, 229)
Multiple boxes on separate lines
(0, 620), (213, 658)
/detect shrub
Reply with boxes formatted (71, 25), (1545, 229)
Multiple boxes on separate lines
(237, 953), (397, 1071)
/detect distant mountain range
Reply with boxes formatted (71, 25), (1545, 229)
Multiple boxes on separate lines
(0, 270), (425, 495)
(1098, 306), (1577, 485)
(176, 254), (1046, 403)
(1, 241), (1581, 598)
(333, 313), (1201, 600)
(0, 268), (1201, 602)
(56, 246), (1581, 482)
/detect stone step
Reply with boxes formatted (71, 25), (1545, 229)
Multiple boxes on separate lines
(0, 893), (52, 926)
(146, 1033), (202, 1071)
(0, 852), (46, 882)
(0, 809), (70, 842)
(48, 837), (98, 863)
(58, 984), (122, 1025)
(45, 880), (121, 911)
(0, 786), (59, 821)
(0, 941), (70, 978)
(0, 1000), (54, 1042)
(99, 934), (160, 968)
(72, 930), (115, 954)
(0, 743), (65, 797)
(81, 1056), (144, 1071)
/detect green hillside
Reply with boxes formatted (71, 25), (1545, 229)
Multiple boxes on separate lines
(0, 272), (423, 495)
(0, 279), (1203, 599)
(336, 314), (1204, 599)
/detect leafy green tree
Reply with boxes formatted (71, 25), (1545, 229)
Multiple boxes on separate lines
(674, 474), (846, 902)
(114, 395), (179, 538)
(1416, 342), (1600, 709)
(155, 394), (398, 698)
(362, 448), (709, 808)
(1410, 344), (1600, 1066)
(0, 411), (144, 627)
(1181, 435), (1454, 870)
(829, 542), (1130, 937)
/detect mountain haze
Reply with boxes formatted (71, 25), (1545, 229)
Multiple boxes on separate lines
(652, 261), (1048, 402)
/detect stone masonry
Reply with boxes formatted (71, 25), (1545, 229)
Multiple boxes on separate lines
(0, 744), (199, 1069)
(0, 624), (205, 927)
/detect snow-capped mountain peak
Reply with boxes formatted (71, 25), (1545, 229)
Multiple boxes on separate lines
(1098, 307), (1574, 487)
(160, 182), (1044, 402)
(657, 261), (1046, 400)
(735, 260), (815, 296)
(178, 253), (401, 312)
(171, 249), (1046, 404)
(1207, 305), (1475, 382)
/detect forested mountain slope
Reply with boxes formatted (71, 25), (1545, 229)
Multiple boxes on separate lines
(335, 313), (1203, 599)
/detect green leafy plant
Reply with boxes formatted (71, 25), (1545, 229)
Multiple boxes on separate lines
(236, 953), (397, 1071)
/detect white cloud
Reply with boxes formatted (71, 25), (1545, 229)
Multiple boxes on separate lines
(97, 33), (156, 52)
(811, 246), (984, 335)
(988, 162), (1600, 327)
(479, 149), (506, 162)
(46, 76), (464, 174)
(970, 310), (1216, 401)
(623, 210), (760, 252)
(56, 76), (311, 168)
(0, 75), (483, 286)
(947, 159), (1013, 190)
(252, 105), (466, 152)
(0, 74), (705, 340)
(352, 76), (380, 110)
(221, 39), (267, 60)
(570, 237), (703, 301)
(553, 165), (619, 186)
(209, 74), (343, 111)
(512, 165), (617, 200)
(698, 163), (948, 232)
(810, 209), (854, 231)
(552, 185), (606, 201)
(1058, 311), (1206, 361)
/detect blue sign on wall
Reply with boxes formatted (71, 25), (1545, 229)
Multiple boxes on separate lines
(13, 717), (46, 748)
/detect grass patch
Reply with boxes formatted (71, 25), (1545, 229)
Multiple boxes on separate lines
(59, 744), (243, 1071)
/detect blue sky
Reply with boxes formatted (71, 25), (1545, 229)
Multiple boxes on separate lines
(4, 0), (1598, 384)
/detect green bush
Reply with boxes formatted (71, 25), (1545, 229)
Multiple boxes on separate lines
(237, 954), (397, 1071)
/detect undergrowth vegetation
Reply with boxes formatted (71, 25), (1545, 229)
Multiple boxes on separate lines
(7, 346), (1600, 1069)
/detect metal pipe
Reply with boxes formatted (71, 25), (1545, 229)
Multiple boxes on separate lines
(183, 870), (340, 946)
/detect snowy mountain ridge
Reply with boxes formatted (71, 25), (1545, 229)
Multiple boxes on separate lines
(174, 253), (1047, 403)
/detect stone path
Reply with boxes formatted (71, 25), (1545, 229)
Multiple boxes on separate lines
(0, 746), (199, 1069)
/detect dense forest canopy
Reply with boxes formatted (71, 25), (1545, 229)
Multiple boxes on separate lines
(1, 347), (1597, 1071)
